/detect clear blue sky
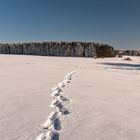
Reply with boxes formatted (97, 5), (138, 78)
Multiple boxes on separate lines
(0, 0), (140, 49)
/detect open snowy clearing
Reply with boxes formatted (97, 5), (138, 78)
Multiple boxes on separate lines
(0, 55), (140, 140)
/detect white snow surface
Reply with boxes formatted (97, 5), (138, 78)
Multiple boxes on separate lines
(0, 55), (140, 140)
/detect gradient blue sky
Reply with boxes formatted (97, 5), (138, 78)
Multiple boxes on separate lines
(0, 0), (140, 49)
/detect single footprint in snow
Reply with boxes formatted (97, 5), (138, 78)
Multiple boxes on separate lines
(59, 95), (70, 102)
(46, 130), (59, 140)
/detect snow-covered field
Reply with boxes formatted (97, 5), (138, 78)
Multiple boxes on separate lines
(0, 55), (140, 140)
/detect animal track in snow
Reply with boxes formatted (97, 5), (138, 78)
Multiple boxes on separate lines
(36, 70), (77, 140)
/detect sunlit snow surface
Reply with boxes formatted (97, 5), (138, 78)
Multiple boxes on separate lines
(0, 55), (140, 140)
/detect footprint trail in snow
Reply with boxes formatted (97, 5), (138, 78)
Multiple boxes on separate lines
(36, 70), (77, 140)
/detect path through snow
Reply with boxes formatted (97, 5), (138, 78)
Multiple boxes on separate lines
(36, 70), (77, 140)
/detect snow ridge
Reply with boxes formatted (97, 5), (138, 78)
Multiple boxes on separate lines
(36, 70), (77, 140)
